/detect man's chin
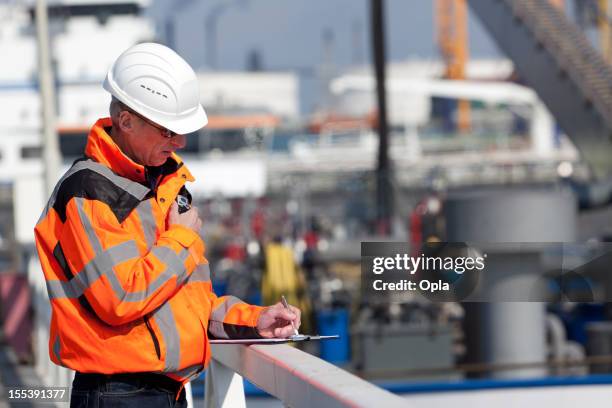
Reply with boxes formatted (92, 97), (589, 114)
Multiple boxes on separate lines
(151, 153), (172, 166)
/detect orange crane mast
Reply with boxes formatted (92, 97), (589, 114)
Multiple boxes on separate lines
(434, 0), (576, 133)
(548, 0), (565, 9)
(435, 0), (470, 132)
(598, 0), (612, 64)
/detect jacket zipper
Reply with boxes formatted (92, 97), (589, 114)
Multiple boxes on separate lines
(144, 315), (161, 360)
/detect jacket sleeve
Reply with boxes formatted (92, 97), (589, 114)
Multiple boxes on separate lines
(206, 292), (265, 339)
(193, 262), (264, 339)
(59, 196), (205, 326)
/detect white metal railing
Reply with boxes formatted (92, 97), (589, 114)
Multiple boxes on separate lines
(204, 342), (408, 408)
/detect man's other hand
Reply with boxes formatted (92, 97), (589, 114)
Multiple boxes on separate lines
(168, 202), (202, 233)
(257, 302), (302, 338)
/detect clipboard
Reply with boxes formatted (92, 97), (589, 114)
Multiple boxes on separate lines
(210, 335), (339, 344)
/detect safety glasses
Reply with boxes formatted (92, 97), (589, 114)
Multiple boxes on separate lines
(119, 103), (178, 139)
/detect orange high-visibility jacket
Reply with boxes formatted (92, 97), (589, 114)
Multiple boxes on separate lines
(34, 118), (263, 382)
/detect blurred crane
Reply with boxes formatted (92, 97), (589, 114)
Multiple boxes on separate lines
(468, 0), (612, 179)
(549, 0), (565, 9)
(573, 0), (612, 64)
(597, 0), (612, 64)
(435, 0), (470, 132)
(434, 0), (568, 133)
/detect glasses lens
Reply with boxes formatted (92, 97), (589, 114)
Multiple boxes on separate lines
(121, 105), (176, 138)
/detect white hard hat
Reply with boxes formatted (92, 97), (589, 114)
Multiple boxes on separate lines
(103, 42), (208, 135)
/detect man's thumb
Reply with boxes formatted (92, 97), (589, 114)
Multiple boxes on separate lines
(168, 201), (179, 220)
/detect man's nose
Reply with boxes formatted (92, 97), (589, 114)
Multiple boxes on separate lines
(171, 134), (187, 149)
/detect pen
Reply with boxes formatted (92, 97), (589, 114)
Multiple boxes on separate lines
(281, 295), (299, 336)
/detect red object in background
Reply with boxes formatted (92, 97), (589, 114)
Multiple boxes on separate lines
(303, 231), (319, 249)
(410, 203), (426, 257)
(224, 243), (246, 262)
(375, 219), (391, 236)
(0, 273), (32, 362)
(251, 208), (266, 240)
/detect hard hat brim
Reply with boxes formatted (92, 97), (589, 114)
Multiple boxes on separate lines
(160, 104), (208, 135)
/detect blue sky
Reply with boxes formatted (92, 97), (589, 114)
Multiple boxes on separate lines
(151, 0), (502, 72)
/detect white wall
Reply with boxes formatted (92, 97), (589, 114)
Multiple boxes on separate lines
(0, 4), (154, 84)
(183, 155), (266, 199)
(197, 72), (299, 119)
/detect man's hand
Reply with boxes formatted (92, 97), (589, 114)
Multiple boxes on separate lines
(256, 302), (301, 338)
(167, 202), (202, 233)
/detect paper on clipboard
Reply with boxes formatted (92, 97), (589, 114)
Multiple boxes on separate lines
(210, 335), (339, 344)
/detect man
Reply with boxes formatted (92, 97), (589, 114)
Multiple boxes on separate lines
(34, 42), (301, 407)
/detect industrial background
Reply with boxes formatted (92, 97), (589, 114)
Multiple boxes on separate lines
(1, 0), (612, 406)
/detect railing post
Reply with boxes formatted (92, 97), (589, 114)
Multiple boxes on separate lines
(185, 382), (194, 407)
(204, 359), (246, 408)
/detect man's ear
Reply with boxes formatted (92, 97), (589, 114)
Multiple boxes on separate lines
(118, 111), (134, 133)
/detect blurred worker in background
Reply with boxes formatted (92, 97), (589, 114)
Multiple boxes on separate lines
(34, 42), (300, 408)
(262, 235), (312, 334)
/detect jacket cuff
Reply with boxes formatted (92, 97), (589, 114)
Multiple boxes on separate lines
(248, 305), (265, 328)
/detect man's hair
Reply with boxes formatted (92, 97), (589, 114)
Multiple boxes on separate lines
(109, 97), (124, 130)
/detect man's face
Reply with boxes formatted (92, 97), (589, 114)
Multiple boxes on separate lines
(121, 111), (187, 167)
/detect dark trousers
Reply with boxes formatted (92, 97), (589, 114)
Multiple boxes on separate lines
(70, 372), (187, 408)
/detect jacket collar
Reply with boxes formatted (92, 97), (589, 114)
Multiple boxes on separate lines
(85, 118), (193, 184)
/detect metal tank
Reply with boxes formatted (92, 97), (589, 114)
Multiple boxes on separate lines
(445, 187), (576, 378)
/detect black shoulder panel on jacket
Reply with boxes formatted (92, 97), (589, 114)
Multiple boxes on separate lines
(53, 169), (142, 224)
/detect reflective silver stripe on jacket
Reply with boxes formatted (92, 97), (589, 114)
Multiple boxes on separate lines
(151, 303), (181, 372)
